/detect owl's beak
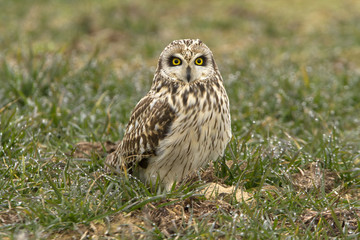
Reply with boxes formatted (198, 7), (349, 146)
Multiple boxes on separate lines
(186, 66), (191, 82)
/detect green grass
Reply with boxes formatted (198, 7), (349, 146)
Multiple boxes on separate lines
(1, 0), (359, 239)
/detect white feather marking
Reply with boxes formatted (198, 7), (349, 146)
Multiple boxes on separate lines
(149, 100), (156, 109)
(128, 124), (133, 132)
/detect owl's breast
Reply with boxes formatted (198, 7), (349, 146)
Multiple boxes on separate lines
(155, 82), (231, 169)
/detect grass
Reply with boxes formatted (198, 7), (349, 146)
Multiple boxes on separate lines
(0, 0), (359, 239)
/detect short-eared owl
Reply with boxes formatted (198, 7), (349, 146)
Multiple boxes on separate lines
(106, 39), (231, 191)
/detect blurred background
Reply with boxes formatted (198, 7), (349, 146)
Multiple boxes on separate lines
(2, 0), (359, 65)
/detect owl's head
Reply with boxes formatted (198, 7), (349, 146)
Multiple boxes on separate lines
(156, 39), (220, 84)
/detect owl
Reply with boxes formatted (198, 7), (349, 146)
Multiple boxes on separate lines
(106, 39), (232, 191)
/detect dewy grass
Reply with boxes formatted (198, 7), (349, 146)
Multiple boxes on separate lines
(1, 0), (360, 238)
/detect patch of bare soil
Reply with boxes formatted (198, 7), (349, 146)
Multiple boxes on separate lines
(291, 162), (340, 193)
(48, 197), (237, 239)
(292, 162), (359, 236)
(345, 187), (360, 201)
(144, 197), (236, 237)
(51, 212), (145, 239)
(0, 209), (24, 226)
(0, 209), (26, 240)
(300, 208), (360, 236)
(70, 141), (119, 158)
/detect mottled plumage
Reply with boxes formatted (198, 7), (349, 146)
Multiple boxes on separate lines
(106, 39), (231, 190)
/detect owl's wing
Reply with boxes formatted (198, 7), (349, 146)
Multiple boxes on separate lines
(105, 95), (176, 172)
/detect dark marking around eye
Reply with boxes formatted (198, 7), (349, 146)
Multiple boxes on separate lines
(196, 56), (207, 66)
(168, 56), (182, 66)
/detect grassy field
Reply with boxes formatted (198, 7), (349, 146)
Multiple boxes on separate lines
(1, 0), (359, 239)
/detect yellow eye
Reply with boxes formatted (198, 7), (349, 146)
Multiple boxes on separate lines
(195, 57), (204, 65)
(172, 57), (181, 66)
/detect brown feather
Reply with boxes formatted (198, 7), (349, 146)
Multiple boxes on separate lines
(105, 95), (176, 171)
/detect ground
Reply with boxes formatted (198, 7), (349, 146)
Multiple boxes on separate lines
(0, 0), (359, 239)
